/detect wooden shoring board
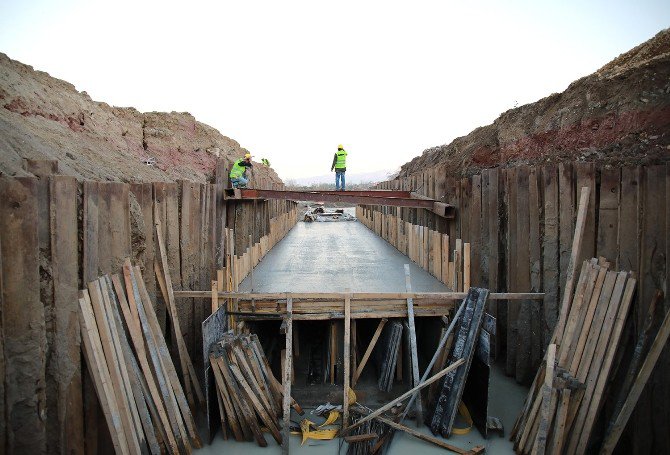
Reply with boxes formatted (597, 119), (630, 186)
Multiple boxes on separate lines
(470, 174), (482, 287)
(597, 168), (620, 264)
(282, 297), (294, 454)
(136, 266), (202, 448)
(122, 264), (189, 452)
(541, 165), (560, 346)
(0, 177), (47, 453)
(86, 280), (143, 454)
(573, 277), (636, 454)
(78, 293), (129, 455)
(404, 265), (423, 425)
(575, 162), (597, 266)
(600, 302), (670, 454)
(504, 167), (519, 375)
(441, 234), (450, 286)
(515, 166), (532, 383)
(634, 164), (667, 453)
(558, 163), (576, 301)
(180, 181), (200, 359)
(343, 295), (352, 427)
(49, 176), (85, 453)
(433, 230), (442, 280)
(528, 167), (543, 367)
(463, 243), (471, 291)
(460, 177), (472, 247)
(130, 183), (160, 331)
(158, 182), (183, 360)
(445, 177), (460, 251)
(617, 167), (640, 273)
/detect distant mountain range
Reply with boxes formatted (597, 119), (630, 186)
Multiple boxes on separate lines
(287, 169), (396, 186)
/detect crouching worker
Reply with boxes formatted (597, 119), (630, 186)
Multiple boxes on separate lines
(230, 153), (253, 188)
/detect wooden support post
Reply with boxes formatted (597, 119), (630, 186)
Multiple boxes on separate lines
(281, 297), (293, 455)
(404, 264), (423, 426)
(343, 295), (351, 428)
(353, 318), (388, 387)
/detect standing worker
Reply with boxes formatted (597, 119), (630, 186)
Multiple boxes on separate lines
(331, 144), (347, 191)
(230, 153), (254, 188)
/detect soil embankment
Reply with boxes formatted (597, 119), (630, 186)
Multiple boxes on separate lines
(399, 29), (670, 177)
(0, 52), (281, 185)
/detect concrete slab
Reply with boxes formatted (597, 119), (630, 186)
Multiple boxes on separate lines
(239, 220), (450, 293)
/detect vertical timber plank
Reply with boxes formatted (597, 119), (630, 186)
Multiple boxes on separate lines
(0, 177), (47, 454)
(50, 176), (85, 454)
(597, 168), (620, 264)
(541, 165), (560, 346)
(515, 167), (532, 383)
(470, 174), (482, 287)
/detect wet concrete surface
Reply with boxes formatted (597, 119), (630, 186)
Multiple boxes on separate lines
(199, 217), (527, 454)
(239, 218), (451, 293)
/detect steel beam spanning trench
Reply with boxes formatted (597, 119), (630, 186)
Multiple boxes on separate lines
(224, 188), (456, 219)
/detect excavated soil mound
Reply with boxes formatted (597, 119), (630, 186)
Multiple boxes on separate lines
(399, 29), (670, 177)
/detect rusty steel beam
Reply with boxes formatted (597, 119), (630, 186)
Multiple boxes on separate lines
(225, 188), (456, 219)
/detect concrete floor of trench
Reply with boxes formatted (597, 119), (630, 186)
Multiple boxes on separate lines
(198, 209), (528, 454)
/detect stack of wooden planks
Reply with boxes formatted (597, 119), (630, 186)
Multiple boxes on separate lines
(78, 259), (202, 454)
(209, 331), (300, 447)
(511, 258), (637, 454)
(374, 320), (404, 392)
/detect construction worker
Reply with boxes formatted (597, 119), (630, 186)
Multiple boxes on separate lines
(230, 153), (253, 188)
(331, 144), (347, 191)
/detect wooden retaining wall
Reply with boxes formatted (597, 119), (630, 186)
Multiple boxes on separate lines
(366, 162), (669, 453)
(0, 161), (298, 454)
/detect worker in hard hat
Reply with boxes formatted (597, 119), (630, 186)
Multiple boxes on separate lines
(230, 153), (253, 188)
(331, 144), (347, 191)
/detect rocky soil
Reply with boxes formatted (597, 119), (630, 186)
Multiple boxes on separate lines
(398, 29), (670, 177)
(0, 52), (281, 184)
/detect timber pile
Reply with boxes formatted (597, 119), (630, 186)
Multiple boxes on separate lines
(78, 259), (201, 454)
(511, 258), (637, 454)
(374, 320), (404, 392)
(208, 332), (302, 447)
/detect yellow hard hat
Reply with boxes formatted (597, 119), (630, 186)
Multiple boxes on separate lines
(244, 153), (252, 159)
(338, 144), (344, 149)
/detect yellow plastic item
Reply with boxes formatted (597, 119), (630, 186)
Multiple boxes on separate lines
(451, 401), (473, 435)
(347, 387), (357, 405)
(319, 410), (340, 427)
(338, 144), (344, 149)
(299, 418), (339, 445)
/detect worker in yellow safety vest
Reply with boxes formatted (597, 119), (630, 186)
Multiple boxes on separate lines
(230, 153), (253, 188)
(331, 144), (347, 191)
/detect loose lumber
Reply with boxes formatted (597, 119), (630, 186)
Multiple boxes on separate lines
(404, 264), (423, 425)
(155, 223), (204, 407)
(343, 358), (465, 433)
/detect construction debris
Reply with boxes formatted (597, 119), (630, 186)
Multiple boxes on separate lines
(78, 259), (202, 455)
(208, 331), (304, 447)
(303, 204), (356, 222)
(511, 259), (637, 454)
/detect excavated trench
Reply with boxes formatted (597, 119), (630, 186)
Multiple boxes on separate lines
(199, 211), (527, 454)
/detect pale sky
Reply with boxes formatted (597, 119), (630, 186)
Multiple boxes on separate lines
(1, 1), (668, 180)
